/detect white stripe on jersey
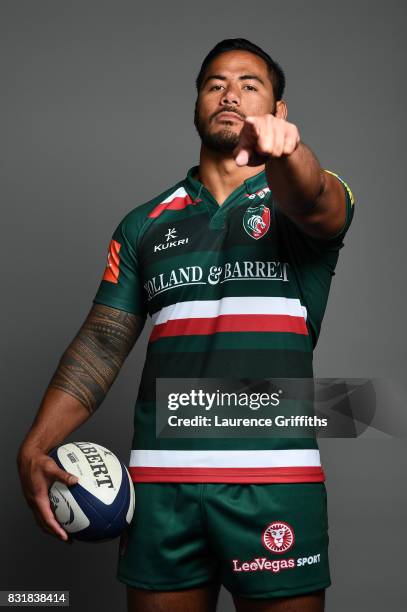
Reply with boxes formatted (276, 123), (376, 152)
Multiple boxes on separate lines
(161, 186), (189, 203)
(129, 449), (321, 469)
(151, 296), (308, 325)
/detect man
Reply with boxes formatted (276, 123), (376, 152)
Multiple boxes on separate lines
(17, 39), (355, 611)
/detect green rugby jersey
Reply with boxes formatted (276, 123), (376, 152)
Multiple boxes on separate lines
(93, 166), (355, 484)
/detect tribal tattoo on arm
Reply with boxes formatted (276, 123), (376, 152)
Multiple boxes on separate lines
(49, 304), (145, 415)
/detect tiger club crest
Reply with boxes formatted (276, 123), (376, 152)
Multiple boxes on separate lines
(243, 204), (271, 239)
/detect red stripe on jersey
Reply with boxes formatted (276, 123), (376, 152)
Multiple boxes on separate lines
(148, 194), (195, 218)
(149, 313), (308, 341)
(129, 466), (325, 484)
(102, 239), (121, 284)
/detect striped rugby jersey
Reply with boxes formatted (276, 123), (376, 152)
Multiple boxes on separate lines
(93, 166), (355, 483)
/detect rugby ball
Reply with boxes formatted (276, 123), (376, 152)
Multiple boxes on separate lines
(48, 442), (135, 542)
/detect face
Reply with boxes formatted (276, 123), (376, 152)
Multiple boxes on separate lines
(194, 50), (283, 154)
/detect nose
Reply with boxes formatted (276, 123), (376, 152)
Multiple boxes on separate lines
(221, 83), (240, 106)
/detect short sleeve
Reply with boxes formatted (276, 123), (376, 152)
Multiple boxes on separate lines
(93, 214), (147, 318)
(317, 169), (356, 246)
(274, 171), (355, 346)
(277, 170), (356, 272)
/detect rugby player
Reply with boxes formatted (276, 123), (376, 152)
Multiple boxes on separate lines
(17, 39), (355, 611)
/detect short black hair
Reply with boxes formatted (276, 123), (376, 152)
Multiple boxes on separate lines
(195, 38), (286, 100)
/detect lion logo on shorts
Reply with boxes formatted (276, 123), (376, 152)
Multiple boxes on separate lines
(262, 521), (295, 554)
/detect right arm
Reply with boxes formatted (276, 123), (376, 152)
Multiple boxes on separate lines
(16, 303), (145, 542)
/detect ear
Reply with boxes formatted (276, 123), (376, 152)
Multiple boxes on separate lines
(275, 100), (288, 120)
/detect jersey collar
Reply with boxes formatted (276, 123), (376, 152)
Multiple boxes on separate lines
(184, 165), (269, 203)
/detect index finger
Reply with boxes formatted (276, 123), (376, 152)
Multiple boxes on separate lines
(234, 119), (258, 166)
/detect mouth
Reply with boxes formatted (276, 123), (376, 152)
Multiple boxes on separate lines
(214, 111), (244, 123)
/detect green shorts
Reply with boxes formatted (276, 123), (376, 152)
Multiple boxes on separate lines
(117, 482), (331, 599)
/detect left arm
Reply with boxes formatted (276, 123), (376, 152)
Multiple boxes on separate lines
(234, 115), (346, 240)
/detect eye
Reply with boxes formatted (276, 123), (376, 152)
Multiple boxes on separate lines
(209, 84), (224, 91)
(243, 84), (257, 91)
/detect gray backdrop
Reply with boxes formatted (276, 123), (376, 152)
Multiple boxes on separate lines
(2, 1), (406, 610)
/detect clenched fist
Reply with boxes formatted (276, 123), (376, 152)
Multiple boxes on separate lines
(234, 114), (300, 167)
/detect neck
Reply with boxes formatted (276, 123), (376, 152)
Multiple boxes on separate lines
(196, 145), (265, 205)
